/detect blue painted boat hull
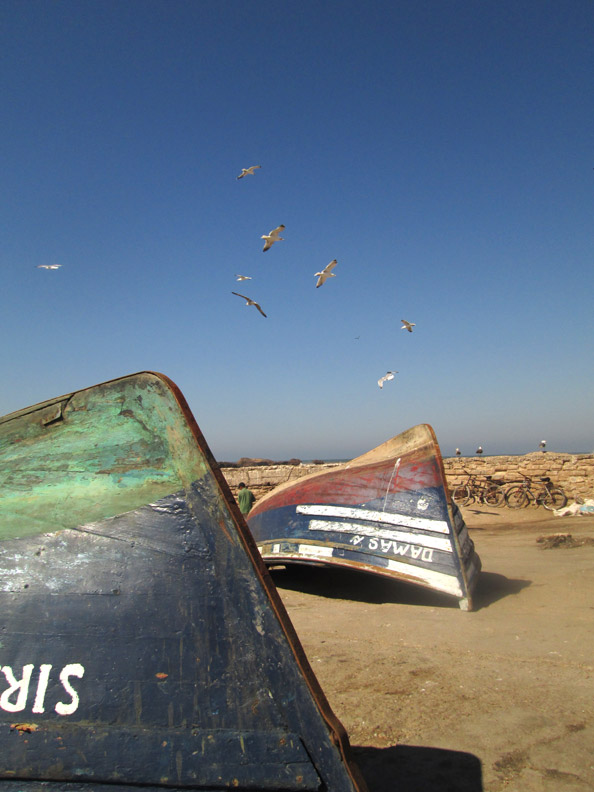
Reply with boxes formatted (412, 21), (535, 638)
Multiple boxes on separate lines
(248, 424), (481, 610)
(0, 372), (365, 792)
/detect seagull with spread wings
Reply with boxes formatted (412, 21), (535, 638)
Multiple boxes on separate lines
(315, 259), (337, 288)
(235, 274), (252, 281)
(401, 319), (415, 333)
(261, 225), (285, 252)
(237, 165), (261, 179)
(378, 371), (397, 389)
(37, 264), (62, 270)
(232, 291), (267, 317)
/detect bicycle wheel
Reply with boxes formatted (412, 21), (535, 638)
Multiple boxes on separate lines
(452, 484), (472, 506)
(484, 485), (505, 507)
(542, 488), (568, 511)
(505, 485), (528, 508)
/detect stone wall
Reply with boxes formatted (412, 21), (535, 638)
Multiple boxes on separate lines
(443, 452), (594, 501)
(220, 463), (341, 500)
(220, 453), (594, 502)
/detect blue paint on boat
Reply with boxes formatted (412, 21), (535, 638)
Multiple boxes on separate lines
(248, 425), (481, 610)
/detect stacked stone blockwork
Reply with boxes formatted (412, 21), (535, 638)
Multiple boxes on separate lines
(443, 452), (594, 501)
(221, 452), (594, 503)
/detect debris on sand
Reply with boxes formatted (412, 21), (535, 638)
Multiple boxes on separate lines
(536, 533), (594, 549)
(554, 499), (594, 517)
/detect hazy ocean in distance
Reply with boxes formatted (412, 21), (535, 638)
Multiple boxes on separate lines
(302, 459), (348, 464)
(444, 449), (592, 458)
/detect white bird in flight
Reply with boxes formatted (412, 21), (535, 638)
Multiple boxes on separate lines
(378, 371), (397, 389)
(261, 225), (285, 252)
(232, 291), (267, 317)
(237, 165), (261, 180)
(401, 319), (415, 333)
(37, 264), (62, 270)
(315, 259), (337, 288)
(235, 274), (252, 281)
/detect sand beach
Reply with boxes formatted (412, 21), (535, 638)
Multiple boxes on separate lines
(270, 503), (594, 791)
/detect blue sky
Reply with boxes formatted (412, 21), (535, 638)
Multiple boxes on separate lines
(2, 0), (593, 460)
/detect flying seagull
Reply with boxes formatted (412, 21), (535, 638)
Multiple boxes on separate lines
(37, 264), (62, 270)
(232, 291), (267, 317)
(401, 319), (415, 333)
(235, 274), (252, 281)
(315, 259), (337, 288)
(237, 165), (261, 180)
(261, 225), (285, 252)
(476, 446), (483, 455)
(455, 448), (461, 456)
(377, 371), (397, 389)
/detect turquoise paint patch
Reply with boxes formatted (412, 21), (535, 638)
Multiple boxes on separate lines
(0, 373), (210, 540)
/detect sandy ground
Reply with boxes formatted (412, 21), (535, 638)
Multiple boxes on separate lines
(269, 504), (594, 792)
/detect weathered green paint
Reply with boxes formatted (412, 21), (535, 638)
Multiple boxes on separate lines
(0, 372), (210, 540)
(0, 371), (365, 792)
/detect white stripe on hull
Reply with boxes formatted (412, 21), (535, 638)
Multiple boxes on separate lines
(266, 543), (463, 596)
(307, 519), (453, 552)
(296, 504), (450, 534)
(272, 542), (334, 559)
(384, 558), (463, 597)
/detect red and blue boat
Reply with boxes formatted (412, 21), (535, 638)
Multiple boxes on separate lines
(248, 424), (481, 610)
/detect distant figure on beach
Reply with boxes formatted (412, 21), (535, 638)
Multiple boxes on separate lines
(237, 482), (256, 516)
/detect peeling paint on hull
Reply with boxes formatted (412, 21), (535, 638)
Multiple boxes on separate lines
(248, 424), (481, 611)
(0, 372), (365, 792)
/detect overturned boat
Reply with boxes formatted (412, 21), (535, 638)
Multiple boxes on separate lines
(248, 424), (481, 611)
(0, 372), (365, 792)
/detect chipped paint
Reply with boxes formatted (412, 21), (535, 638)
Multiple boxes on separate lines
(249, 423), (481, 609)
(0, 372), (363, 791)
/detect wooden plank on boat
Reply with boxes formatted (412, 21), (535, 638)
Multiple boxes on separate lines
(0, 372), (365, 792)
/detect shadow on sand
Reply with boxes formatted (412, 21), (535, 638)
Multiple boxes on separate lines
(269, 564), (531, 611)
(462, 507), (502, 519)
(352, 744), (483, 792)
(270, 565), (462, 608)
(472, 570), (531, 610)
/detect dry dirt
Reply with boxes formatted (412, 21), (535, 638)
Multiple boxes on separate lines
(269, 504), (594, 792)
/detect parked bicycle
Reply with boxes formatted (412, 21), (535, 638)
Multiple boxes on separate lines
(452, 472), (506, 507)
(504, 475), (567, 511)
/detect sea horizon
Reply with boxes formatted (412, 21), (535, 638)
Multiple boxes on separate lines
(219, 449), (592, 466)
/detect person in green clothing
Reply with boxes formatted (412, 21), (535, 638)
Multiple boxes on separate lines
(237, 482), (255, 516)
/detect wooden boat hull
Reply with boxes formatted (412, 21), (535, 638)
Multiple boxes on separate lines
(248, 425), (481, 610)
(0, 372), (364, 792)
